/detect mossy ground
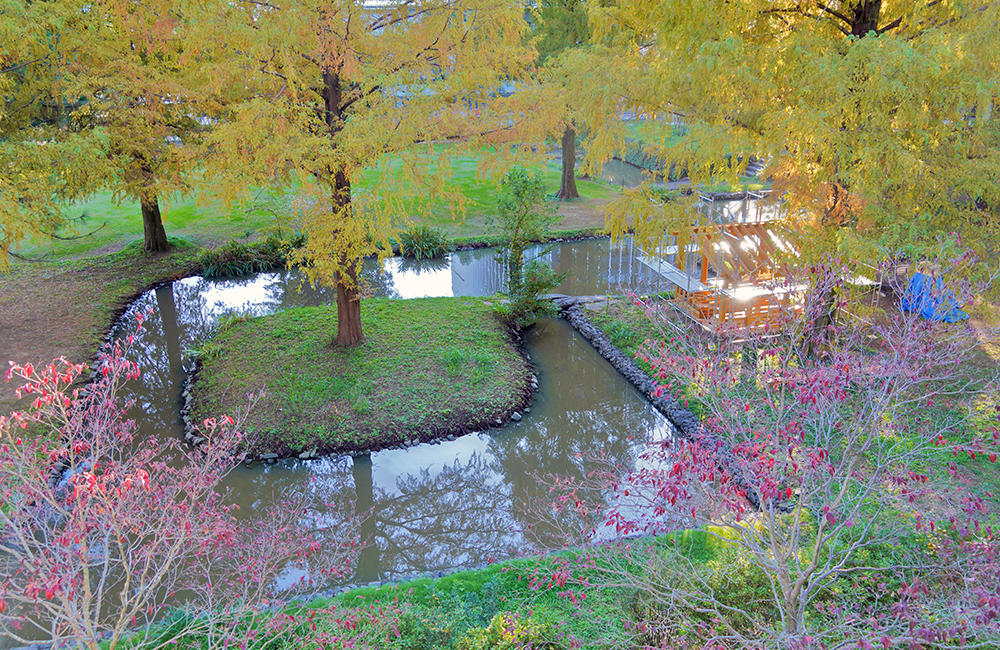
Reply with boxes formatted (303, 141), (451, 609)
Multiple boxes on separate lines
(189, 297), (532, 456)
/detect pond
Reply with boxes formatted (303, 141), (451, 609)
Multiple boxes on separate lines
(108, 237), (676, 585)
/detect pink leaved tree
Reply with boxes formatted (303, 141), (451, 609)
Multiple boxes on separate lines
(0, 314), (359, 649)
(536, 253), (1000, 648)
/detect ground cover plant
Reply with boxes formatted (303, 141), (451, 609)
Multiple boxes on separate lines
(197, 230), (306, 278)
(398, 224), (451, 260)
(189, 297), (532, 456)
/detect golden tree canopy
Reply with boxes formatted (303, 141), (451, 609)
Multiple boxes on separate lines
(198, 0), (549, 295)
(572, 0), (1000, 260)
(0, 0), (107, 263)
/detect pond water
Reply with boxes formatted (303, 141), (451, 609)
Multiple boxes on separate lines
(107, 238), (676, 585)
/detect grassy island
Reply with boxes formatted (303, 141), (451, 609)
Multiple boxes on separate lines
(189, 297), (532, 456)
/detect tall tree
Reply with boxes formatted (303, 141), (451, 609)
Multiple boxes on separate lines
(0, 1), (107, 263)
(1, 0), (219, 256)
(74, 0), (222, 252)
(532, 0), (591, 200)
(574, 0), (1000, 259)
(199, 0), (543, 345)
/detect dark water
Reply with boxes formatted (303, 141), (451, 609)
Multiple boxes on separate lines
(107, 238), (674, 585)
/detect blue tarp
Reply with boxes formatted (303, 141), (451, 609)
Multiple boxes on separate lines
(900, 272), (969, 323)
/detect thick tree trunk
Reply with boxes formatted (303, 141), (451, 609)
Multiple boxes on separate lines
(322, 69), (364, 346)
(331, 165), (361, 346)
(556, 125), (579, 200)
(804, 287), (838, 358)
(335, 261), (363, 346)
(141, 194), (169, 252)
(850, 0), (882, 36)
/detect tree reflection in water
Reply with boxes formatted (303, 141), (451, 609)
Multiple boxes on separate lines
(104, 240), (676, 586)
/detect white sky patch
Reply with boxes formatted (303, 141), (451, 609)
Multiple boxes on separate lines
(382, 258), (454, 298)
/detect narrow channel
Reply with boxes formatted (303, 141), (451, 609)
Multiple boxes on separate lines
(108, 238), (675, 584)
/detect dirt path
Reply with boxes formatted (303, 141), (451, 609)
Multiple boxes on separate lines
(0, 246), (200, 410)
(554, 197), (613, 231)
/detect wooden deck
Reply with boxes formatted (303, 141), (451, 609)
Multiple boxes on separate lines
(675, 288), (801, 336)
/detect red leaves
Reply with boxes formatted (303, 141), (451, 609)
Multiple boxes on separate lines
(0, 313), (348, 646)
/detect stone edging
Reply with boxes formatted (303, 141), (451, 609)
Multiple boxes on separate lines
(552, 298), (700, 438)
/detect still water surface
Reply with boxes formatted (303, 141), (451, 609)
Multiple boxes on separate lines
(109, 238), (675, 584)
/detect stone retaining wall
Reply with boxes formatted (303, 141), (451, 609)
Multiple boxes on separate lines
(551, 297), (700, 438)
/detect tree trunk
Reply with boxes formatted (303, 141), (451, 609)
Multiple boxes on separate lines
(556, 125), (579, 200)
(850, 0), (882, 36)
(804, 287), (838, 358)
(141, 194), (169, 252)
(323, 69), (364, 346)
(335, 261), (363, 346)
(331, 165), (361, 346)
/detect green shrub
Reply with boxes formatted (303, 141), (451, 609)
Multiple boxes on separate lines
(440, 347), (498, 383)
(199, 232), (305, 278)
(494, 259), (564, 329)
(399, 224), (450, 260)
(458, 609), (565, 650)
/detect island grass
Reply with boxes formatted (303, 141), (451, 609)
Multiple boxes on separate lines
(189, 297), (531, 455)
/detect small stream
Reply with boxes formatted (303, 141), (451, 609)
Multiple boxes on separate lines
(107, 237), (675, 585)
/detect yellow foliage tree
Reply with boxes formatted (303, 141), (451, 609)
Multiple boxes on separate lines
(71, 0), (226, 252)
(572, 0), (1000, 260)
(197, 0), (546, 345)
(1, 0), (224, 256)
(0, 1), (107, 263)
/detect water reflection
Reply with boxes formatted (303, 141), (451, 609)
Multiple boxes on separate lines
(107, 239), (676, 583)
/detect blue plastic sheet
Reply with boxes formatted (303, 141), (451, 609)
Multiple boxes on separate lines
(900, 272), (969, 323)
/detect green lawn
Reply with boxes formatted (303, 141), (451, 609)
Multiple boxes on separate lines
(586, 296), (702, 415)
(130, 547), (638, 650)
(18, 153), (617, 259)
(189, 297), (532, 456)
(129, 525), (922, 649)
